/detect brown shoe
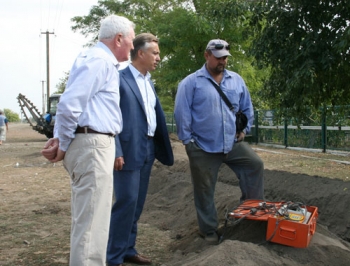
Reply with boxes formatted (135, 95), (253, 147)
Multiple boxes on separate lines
(124, 254), (152, 265)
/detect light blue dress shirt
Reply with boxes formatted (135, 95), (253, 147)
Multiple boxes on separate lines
(54, 42), (123, 151)
(174, 64), (254, 154)
(0, 115), (8, 126)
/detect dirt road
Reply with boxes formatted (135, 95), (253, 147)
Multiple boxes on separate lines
(1, 123), (350, 265)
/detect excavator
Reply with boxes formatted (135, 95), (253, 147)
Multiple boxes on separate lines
(17, 93), (61, 139)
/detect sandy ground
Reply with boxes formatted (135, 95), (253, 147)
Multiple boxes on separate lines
(1, 123), (350, 266)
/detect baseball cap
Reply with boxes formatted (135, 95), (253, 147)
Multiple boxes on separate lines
(206, 39), (231, 58)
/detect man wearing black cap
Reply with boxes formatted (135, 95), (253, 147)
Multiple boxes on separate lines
(174, 39), (264, 243)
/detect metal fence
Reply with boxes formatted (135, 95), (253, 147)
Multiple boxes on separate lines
(165, 112), (177, 135)
(165, 105), (350, 152)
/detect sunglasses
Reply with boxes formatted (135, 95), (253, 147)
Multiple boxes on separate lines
(207, 44), (230, 50)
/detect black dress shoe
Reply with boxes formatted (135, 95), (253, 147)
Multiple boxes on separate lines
(107, 264), (123, 266)
(124, 254), (152, 265)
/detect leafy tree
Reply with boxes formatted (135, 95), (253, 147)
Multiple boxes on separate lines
(69, 0), (265, 111)
(4, 108), (20, 122)
(249, 0), (350, 120)
(55, 71), (70, 94)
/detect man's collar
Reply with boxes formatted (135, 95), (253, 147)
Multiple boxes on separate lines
(96, 41), (119, 67)
(129, 64), (151, 79)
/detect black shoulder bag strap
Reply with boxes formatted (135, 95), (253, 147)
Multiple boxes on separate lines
(207, 78), (234, 111)
(207, 78), (248, 133)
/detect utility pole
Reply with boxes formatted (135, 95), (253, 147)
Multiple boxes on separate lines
(40, 80), (46, 114)
(41, 30), (54, 112)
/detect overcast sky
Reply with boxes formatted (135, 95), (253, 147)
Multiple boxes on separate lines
(0, 0), (100, 116)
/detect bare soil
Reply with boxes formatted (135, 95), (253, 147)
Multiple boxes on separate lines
(1, 123), (350, 266)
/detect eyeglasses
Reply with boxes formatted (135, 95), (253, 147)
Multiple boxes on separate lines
(207, 44), (230, 50)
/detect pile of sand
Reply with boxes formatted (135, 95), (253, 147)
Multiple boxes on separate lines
(139, 141), (350, 265)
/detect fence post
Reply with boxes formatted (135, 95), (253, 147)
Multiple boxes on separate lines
(254, 110), (259, 144)
(321, 106), (327, 153)
(284, 118), (288, 147)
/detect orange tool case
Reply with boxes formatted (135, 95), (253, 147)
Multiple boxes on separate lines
(228, 200), (318, 248)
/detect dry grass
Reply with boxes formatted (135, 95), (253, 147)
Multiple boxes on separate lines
(255, 146), (350, 181)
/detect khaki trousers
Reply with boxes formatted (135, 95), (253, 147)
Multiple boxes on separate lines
(64, 134), (115, 266)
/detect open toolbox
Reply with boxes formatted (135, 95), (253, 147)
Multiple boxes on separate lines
(227, 200), (318, 248)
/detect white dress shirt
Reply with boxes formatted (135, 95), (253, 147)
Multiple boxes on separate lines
(129, 64), (156, 137)
(54, 42), (123, 151)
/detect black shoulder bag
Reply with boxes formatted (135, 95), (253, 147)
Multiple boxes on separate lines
(207, 78), (248, 133)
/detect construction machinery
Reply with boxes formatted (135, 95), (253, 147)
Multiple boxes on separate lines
(17, 93), (61, 139)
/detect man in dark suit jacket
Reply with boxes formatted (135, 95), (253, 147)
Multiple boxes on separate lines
(106, 33), (174, 266)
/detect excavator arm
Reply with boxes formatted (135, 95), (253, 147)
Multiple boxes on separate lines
(17, 93), (54, 138)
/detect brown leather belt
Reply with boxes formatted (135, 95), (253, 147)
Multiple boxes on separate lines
(147, 135), (153, 139)
(75, 126), (115, 137)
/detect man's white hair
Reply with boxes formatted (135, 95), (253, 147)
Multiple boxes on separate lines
(98, 15), (135, 40)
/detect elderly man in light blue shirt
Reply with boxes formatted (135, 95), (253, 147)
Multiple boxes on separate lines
(174, 39), (264, 244)
(41, 15), (135, 266)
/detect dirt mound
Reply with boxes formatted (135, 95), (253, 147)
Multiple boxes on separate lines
(139, 141), (350, 266)
(1, 123), (350, 265)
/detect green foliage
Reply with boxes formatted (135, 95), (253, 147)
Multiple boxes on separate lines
(3, 108), (20, 122)
(67, 0), (265, 112)
(250, 0), (350, 121)
(55, 71), (70, 94)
